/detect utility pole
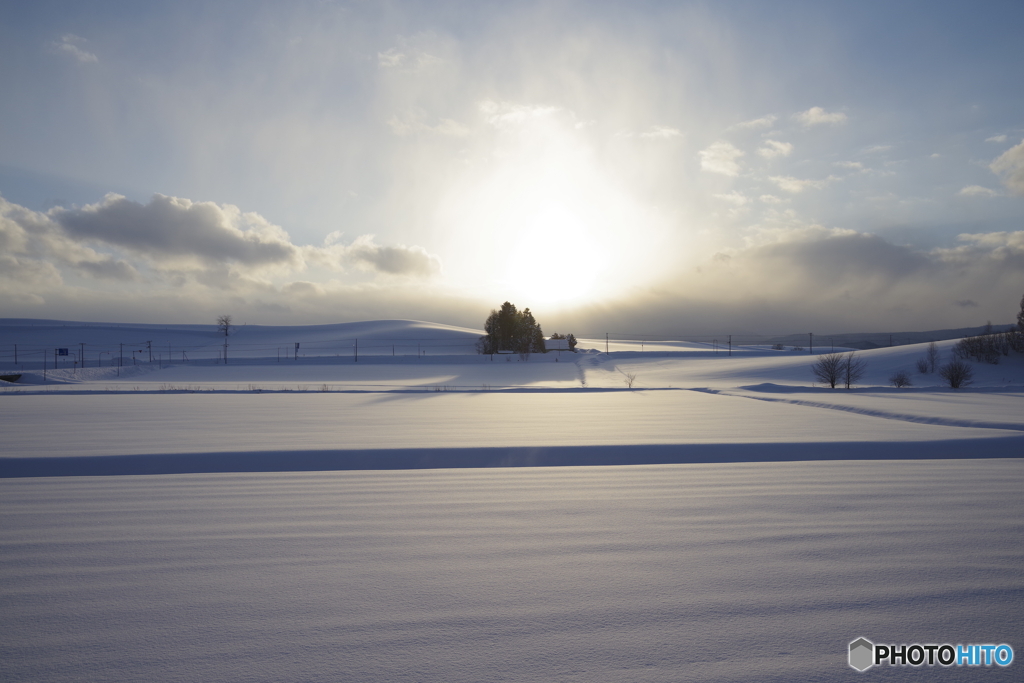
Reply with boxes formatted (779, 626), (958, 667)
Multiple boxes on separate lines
(294, 342), (299, 360)
(146, 341), (152, 363)
(354, 339), (358, 362)
(728, 335), (732, 356)
(80, 343), (85, 368)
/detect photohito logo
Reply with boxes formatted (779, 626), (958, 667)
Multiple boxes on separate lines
(848, 637), (1014, 671)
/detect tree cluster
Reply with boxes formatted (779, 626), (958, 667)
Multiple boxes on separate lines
(477, 302), (546, 358)
(951, 326), (1023, 364)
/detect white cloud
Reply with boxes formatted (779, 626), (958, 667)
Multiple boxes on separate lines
(794, 107), (847, 127)
(713, 191), (748, 205)
(990, 139), (1024, 195)
(958, 185), (998, 198)
(759, 194), (786, 204)
(387, 113), (471, 137)
(479, 100), (561, 128)
(985, 135), (1008, 143)
(758, 139), (793, 159)
(733, 115), (777, 130)
(834, 161), (863, 170)
(377, 46), (441, 71)
(768, 175), (835, 193)
(377, 48), (406, 68)
(640, 126), (683, 140)
(699, 141), (744, 176)
(52, 34), (98, 63)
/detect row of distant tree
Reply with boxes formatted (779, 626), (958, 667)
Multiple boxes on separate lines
(815, 292), (1024, 390)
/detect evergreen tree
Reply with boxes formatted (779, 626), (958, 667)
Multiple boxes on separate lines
(478, 301), (546, 357)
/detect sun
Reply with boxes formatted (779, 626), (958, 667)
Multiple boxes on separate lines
(434, 103), (674, 311)
(500, 203), (606, 307)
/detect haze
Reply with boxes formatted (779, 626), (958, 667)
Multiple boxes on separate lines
(1, 0), (1023, 335)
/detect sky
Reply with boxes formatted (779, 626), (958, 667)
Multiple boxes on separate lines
(1, 0), (1023, 337)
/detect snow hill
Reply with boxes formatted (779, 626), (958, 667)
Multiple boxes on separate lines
(2, 318), (1022, 476)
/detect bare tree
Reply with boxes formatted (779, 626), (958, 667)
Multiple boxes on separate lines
(888, 370), (912, 388)
(843, 352), (867, 389)
(926, 342), (940, 372)
(811, 353), (844, 388)
(623, 372), (637, 389)
(939, 359), (974, 389)
(915, 357), (929, 374)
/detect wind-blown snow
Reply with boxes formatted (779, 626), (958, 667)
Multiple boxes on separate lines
(2, 462), (1021, 682)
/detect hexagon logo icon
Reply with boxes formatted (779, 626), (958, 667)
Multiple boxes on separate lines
(849, 637), (874, 671)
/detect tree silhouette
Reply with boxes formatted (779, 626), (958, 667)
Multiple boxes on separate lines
(478, 302), (545, 357)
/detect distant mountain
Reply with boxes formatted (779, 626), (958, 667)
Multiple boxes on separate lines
(762, 324), (1015, 351)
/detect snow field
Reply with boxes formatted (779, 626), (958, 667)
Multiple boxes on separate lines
(2, 461), (1021, 682)
(2, 319), (1021, 681)
(1, 390), (1021, 464)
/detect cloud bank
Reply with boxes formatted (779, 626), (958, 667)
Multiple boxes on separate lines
(1, 194), (446, 323)
(3, 192), (1021, 334)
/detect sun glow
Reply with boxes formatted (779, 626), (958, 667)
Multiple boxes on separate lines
(435, 102), (676, 311)
(502, 203), (606, 305)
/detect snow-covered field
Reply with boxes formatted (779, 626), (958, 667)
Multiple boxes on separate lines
(1, 319), (1022, 681)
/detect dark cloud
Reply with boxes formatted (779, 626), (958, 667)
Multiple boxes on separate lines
(752, 232), (930, 284)
(346, 235), (442, 277)
(52, 194), (300, 267)
(556, 229), (1024, 336)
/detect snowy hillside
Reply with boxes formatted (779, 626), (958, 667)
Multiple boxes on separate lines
(2, 319), (1021, 682)
(2, 319), (1022, 476)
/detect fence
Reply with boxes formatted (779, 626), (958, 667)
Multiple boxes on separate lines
(0, 326), (965, 372)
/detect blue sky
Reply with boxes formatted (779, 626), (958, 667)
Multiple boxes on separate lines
(1, 0), (1022, 334)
